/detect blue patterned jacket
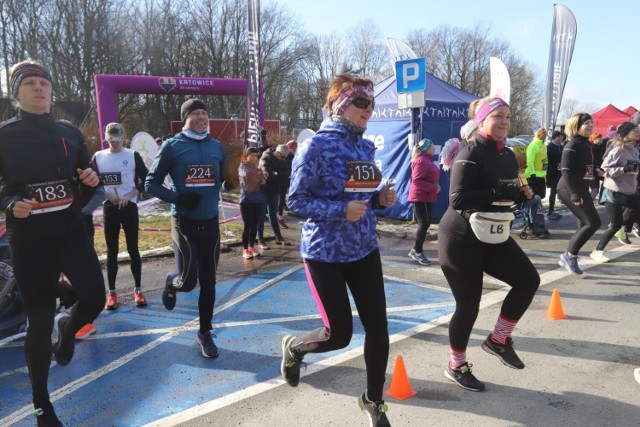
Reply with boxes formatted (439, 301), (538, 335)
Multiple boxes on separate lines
(288, 118), (383, 262)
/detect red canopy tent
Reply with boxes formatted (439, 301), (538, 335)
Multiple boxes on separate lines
(591, 104), (631, 136)
(623, 106), (638, 116)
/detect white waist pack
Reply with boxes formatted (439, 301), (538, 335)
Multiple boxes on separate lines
(468, 211), (514, 244)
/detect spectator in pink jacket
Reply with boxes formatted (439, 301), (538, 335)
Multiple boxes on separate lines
(408, 138), (440, 265)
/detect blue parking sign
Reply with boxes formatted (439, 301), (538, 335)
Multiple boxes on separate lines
(395, 58), (426, 93)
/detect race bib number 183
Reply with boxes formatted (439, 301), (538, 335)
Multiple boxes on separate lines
(26, 179), (74, 214)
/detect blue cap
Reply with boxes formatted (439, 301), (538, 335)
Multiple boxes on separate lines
(418, 138), (433, 152)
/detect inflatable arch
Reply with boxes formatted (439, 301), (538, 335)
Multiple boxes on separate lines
(93, 74), (262, 144)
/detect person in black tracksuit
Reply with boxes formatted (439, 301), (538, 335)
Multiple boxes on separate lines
(257, 144), (289, 246)
(438, 97), (540, 392)
(277, 140), (296, 229)
(556, 113), (602, 275)
(589, 132), (606, 200)
(0, 60), (104, 426)
(545, 131), (565, 219)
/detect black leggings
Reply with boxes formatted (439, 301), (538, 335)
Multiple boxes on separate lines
(412, 201), (432, 252)
(257, 192), (282, 240)
(278, 183), (289, 216)
(291, 249), (389, 401)
(103, 202), (141, 290)
(623, 207), (639, 232)
(169, 215), (220, 333)
(597, 200), (640, 250)
(438, 211), (540, 351)
(556, 187), (602, 255)
(11, 226), (105, 409)
(547, 181), (558, 213)
(240, 201), (263, 249)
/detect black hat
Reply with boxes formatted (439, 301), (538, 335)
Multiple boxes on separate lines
(551, 130), (563, 139)
(246, 147), (260, 155)
(617, 122), (638, 139)
(180, 99), (207, 123)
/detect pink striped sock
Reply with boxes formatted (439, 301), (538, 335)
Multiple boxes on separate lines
(491, 314), (518, 344)
(449, 345), (467, 368)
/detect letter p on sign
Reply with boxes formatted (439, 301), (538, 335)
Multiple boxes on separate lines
(395, 58), (426, 94)
(402, 63), (419, 89)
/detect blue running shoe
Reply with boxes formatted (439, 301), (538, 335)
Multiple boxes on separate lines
(559, 252), (582, 275)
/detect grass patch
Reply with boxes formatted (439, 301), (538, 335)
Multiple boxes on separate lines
(92, 215), (244, 256)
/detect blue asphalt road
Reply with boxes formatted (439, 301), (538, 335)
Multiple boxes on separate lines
(0, 266), (455, 426)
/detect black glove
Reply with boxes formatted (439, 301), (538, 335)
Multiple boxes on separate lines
(623, 161), (639, 173)
(56, 279), (78, 309)
(494, 184), (520, 201)
(570, 192), (582, 204)
(177, 193), (202, 211)
(221, 180), (234, 192)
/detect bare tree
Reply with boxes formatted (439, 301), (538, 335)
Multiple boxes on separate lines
(407, 23), (541, 135)
(345, 20), (391, 81)
(555, 97), (599, 125)
(0, 2), (540, 137)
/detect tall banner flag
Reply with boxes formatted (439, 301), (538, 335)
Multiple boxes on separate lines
(489, 57), (510, 105)
(245, 0), (261, 148)
(541, 4), (577, 140)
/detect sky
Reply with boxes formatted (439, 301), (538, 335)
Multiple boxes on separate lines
(269, 0), (639, 115)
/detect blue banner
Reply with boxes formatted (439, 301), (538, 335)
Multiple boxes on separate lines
(367, 120), (454, 221)
(368, 73), (477, 220)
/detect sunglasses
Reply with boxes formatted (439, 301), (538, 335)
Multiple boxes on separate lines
(352, 97), (375, 110)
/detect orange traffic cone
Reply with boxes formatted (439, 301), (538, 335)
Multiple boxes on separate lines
(385, 355), (417, 400)
(546, 288), (568, 320)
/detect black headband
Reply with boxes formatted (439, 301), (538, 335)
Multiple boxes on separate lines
(10, 63), (52, 98)
(577, 113), (592, 130)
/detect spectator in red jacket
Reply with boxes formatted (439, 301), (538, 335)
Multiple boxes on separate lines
(408, 138), (440, 265)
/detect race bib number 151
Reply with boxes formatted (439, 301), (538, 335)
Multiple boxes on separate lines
(345, 160), (382, 192)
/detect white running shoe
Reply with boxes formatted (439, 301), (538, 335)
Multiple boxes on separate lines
(408, 249), (431, 266)
(589, 250), (610, 263)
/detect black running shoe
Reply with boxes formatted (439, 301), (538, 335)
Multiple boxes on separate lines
(55, 278), (77, 309)
(35, 404), (63, 427)
(52, 313), (74, 366)
(358, 392), (391, 427)
(162, 274), (177, 311)
(196, 331), (219, 358)
(481, 335), (525, 369)
(444, 362), (485, 392)
(281, 334), (304, 387)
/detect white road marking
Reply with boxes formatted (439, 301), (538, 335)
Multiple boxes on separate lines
(3, 245), (638, 426)
(147, 244), (640, 427)
(0, 265), (302, 426)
